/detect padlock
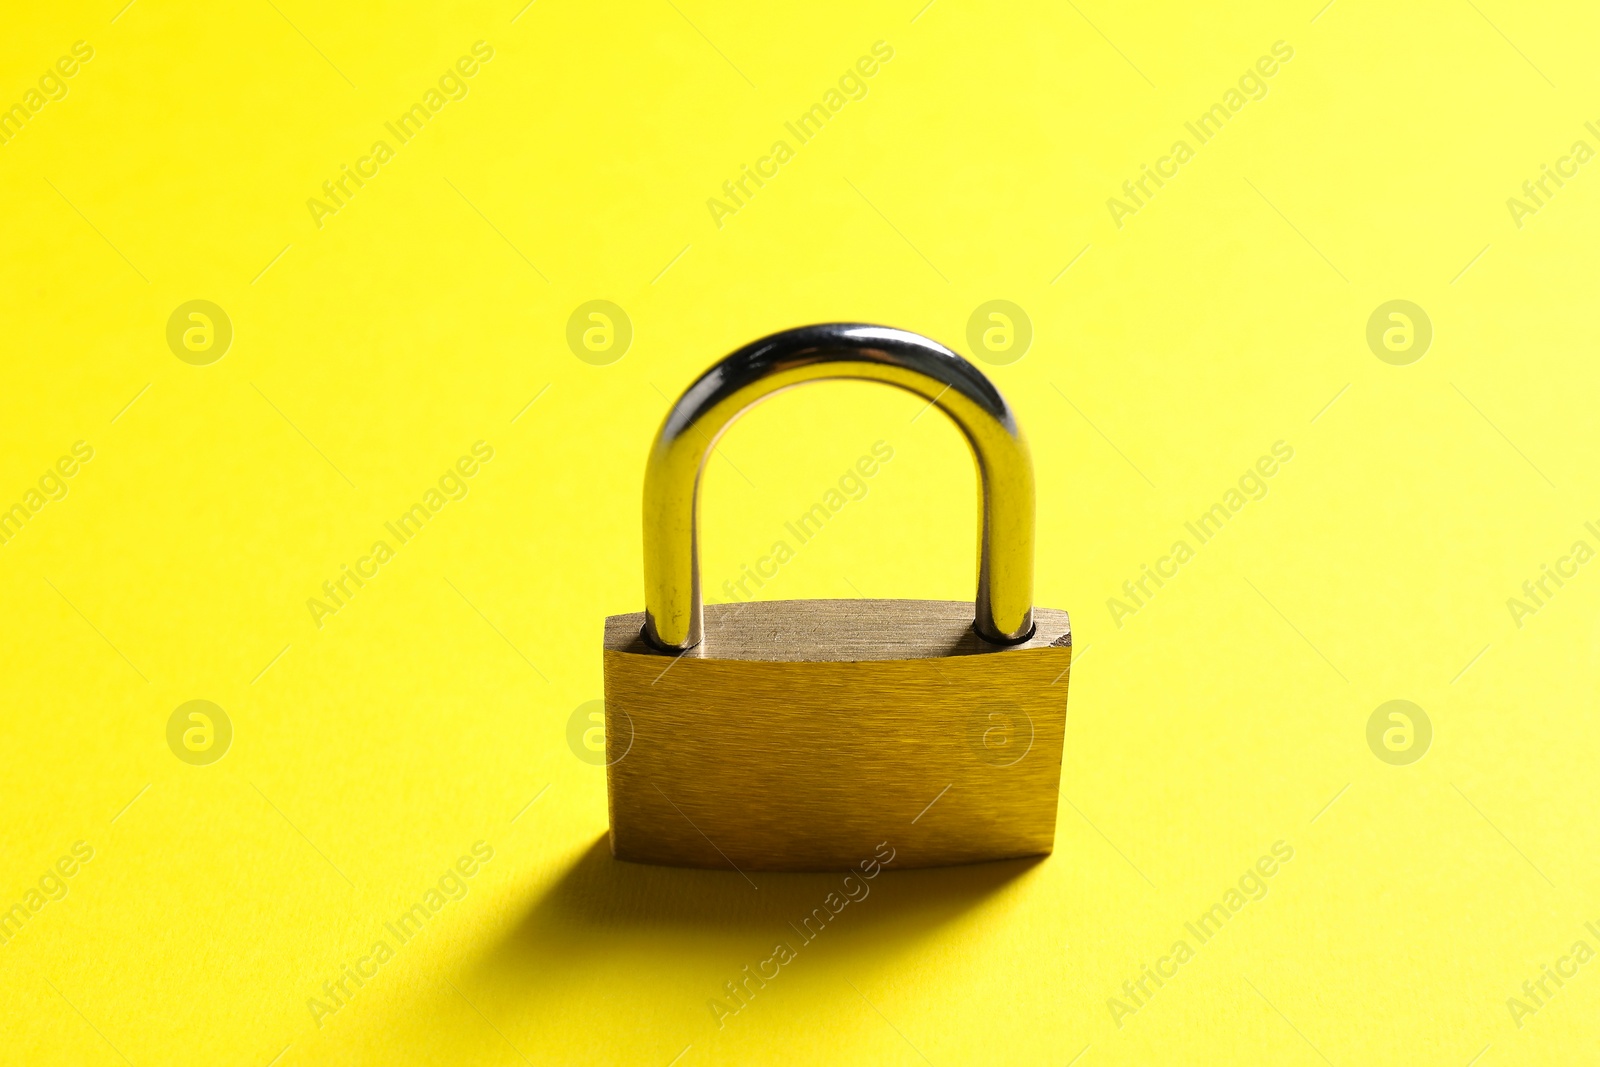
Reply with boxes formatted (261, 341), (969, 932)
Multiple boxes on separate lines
(602, 323), (1070, 871)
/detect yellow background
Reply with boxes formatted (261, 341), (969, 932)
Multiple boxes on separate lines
(2, 0), (1597, 1063)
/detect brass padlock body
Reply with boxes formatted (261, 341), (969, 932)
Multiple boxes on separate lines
(602, 323), (1070, 871)
(604, 599), (1070, 871)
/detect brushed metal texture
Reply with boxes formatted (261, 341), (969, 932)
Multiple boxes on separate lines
(603, 599), (1070, 871)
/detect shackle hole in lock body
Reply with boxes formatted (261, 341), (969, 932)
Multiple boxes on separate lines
(641, 323), (1037, 653)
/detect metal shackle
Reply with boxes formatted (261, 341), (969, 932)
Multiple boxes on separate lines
(641, 322), (1037, 652)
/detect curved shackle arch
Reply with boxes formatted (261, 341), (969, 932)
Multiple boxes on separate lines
(641, 322), (1036, 653)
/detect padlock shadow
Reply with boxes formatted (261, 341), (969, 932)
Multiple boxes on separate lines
(469, 831), (1043, 1006)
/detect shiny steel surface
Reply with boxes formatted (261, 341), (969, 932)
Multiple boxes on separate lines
(641, 323), (1036, 651)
